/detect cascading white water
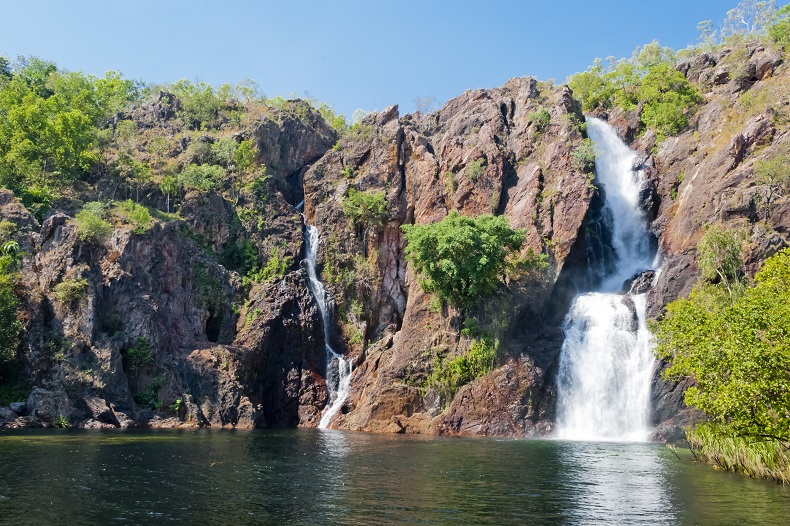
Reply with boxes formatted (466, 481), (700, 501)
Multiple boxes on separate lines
(303, 225), (353, 429)
(556, 118), (658, 442)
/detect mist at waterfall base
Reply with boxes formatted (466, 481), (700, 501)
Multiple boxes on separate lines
(303, 225), (352, 429)
(556, 118), (659, 442)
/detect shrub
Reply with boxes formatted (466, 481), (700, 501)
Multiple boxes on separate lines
(697, 223), (745, 294)
(342, 188), (388, 230)
(465, 158), (486, 181)
(114, 200), (152, 234)
(572, 139), (596, 172)
(74, 208), (113, 244)
(0, 274), (21, 375)
(654, 247), (790, 444)
(52, 277), (89, 304)
(0, 220), (17, 242)
(567, 42), (700, 139)
(125, 337), (154, 373)
(244, 247), (292, 284)
(401, 211), (526, 308)
(133, 375), (165, 410)
(770, 4), (790, 49)
(81, 201), (109, 219)
(426, 338), (496, 404)
(169, 79), (221, 130)
(528, 108), (551, 132)
(178, 163), (225, 192)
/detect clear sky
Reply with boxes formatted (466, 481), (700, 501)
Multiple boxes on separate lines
(0, 1), (758, 117)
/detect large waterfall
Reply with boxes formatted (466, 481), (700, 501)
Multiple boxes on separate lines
(556, 118), (658, 442)
(303, 225), (353, 429)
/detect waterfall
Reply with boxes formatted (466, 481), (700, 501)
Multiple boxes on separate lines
(302, 224), (353, 429)
(555, 118), (658, 442)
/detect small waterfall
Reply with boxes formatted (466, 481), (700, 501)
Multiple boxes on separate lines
(302, 224), (353, 429)
(556, 118), (658, 442)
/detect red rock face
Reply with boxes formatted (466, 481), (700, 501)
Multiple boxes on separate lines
(303, 78), (595, 435)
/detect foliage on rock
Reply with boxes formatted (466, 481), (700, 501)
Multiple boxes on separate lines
(401, 211), (530, 308)
(654, 247), (790, 445)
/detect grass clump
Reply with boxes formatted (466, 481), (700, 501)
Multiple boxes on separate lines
(74, 207), (113, 244)
(426, 338), (496, 405)
(114, 200), (153, 234)
(52, 278), (89, 304)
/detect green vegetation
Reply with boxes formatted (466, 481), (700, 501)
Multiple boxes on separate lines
(52, 415), (69, 428)
(0, 274), (21, 380)
(244, 246), (292, 284)
(0, 58), (140, 200)
(125, 337), (155, 373)
(51, 277), (89, 304)
(696, 223), (745, 295)
(178, 163), (225, 192)
(528, 108), (551, 133)
(567, 42), (701, 140)
(133, 375), (165, 410)
(426, 338), (496, 404)
(770, 4), (790, 49)
(401, 211), (529, 308)
(342, 188), (388, 230)
(114, 200), (153, 234)
(686, 422), (790, 482)
(755, 151), (790, 219)
(571, 139), (596, 172)
(74, 206), (113, 244)
(654, 246), (790, 482)
(465, 158), (486, 181)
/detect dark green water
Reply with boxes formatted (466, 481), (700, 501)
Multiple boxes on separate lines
(0, 430), (789, 525)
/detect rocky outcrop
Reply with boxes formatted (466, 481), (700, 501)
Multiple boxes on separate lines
(301, 78), (596, 435)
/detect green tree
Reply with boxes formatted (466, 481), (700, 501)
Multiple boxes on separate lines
(755, 152), (790, 219)
(721, 0), (777, 39)
(697, 223), (745, 295)
(769, 4), (790, 48)
(401, 211), (527, 308)
(159, 175), (178, 214)
(74, 207), (113, 244)
(0, 274), (21, 378)
(233, 140), (257, 173)
(342, 188), (388, 231)
(654, 247), (790, 443)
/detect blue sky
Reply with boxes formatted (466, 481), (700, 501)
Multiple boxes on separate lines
(0, 1), (758, 117)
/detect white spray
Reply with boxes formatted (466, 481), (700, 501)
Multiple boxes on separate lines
(556, 118), (657, 442)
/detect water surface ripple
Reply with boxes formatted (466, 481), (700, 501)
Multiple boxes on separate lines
(0, 429), (788, 525)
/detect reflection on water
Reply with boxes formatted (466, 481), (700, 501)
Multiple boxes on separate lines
(0, 429), (789, 525)
(558, 441), (675, 525)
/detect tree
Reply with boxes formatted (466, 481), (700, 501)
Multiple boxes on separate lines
(0, 273), (21, 377)
(697, 223), (745, 295)
(401, 211), (527, 308)
(721, 0), (777, 38)
(654, 247), (790, 443)
(413, 95), (439, 113)
(769, 4), (790, 47)
(159, 175), (178, 214)
(342, 188), (388, 243)
(756, 152), (790, 219)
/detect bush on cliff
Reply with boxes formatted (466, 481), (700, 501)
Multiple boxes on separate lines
(401, 211), (530, 308)
(653, 247), (790, 481)
(567, 41), (701, 140)
(0, 274), (21, 378)
(342, 188), (388, 230)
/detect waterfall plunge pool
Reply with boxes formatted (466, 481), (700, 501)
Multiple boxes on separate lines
(1, 429), (789, 525)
